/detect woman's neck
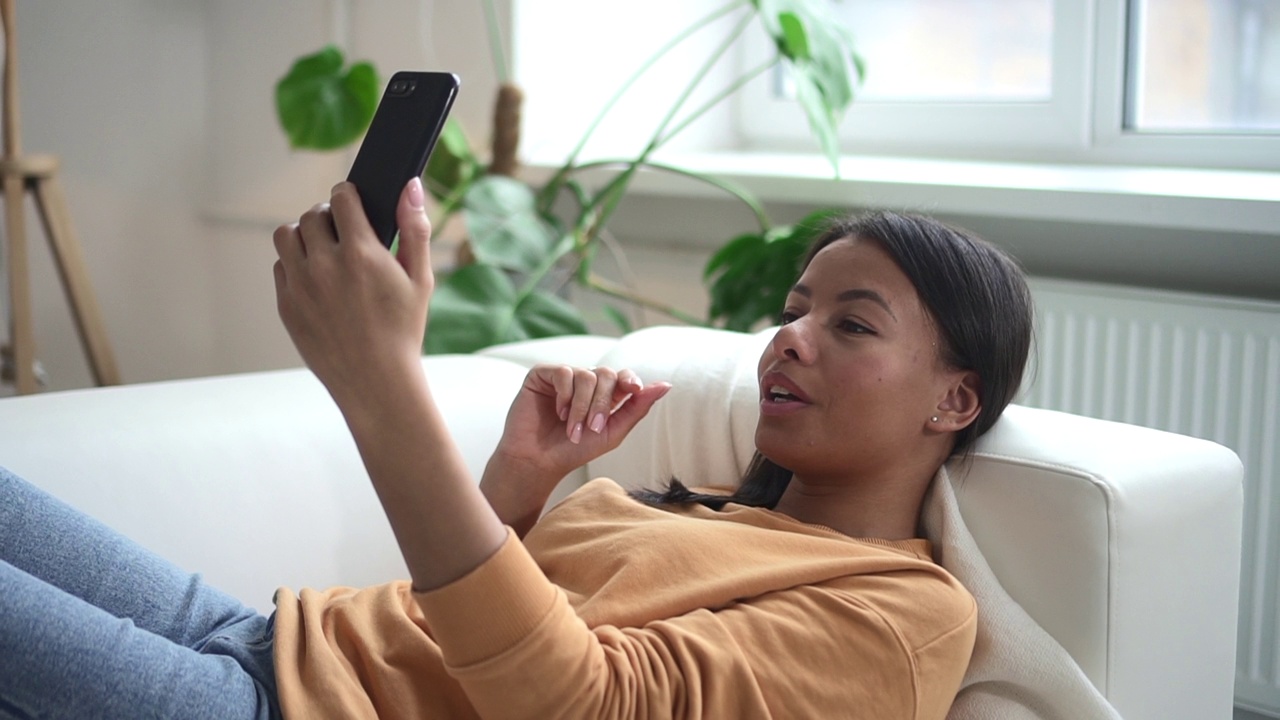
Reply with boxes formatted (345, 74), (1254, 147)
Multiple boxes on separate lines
(772, 467), (936, 540)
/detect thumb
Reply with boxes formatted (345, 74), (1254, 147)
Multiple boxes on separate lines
(395, 177), (433, 283)
(605, 382), (672, 443)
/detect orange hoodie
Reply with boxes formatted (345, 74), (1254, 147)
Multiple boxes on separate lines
(272, 478), (976, 719)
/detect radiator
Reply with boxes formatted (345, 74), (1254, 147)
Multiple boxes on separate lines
(1021, 278), (1280, 717)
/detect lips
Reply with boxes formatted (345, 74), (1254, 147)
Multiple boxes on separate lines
(759, 371), (812, 407)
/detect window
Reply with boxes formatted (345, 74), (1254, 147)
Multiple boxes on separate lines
(824, 0), (1053, 102)
(1128, 0), (1280, 132)
(738, 0), (1280, 169)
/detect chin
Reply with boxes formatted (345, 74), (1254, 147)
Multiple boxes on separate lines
(754, 427), (802, 473)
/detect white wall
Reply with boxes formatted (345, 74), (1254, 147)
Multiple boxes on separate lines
(12, 1), (213, 391)
(6, 0), (509, 393)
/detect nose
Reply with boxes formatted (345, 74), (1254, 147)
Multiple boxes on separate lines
(770, 318), (815, 364)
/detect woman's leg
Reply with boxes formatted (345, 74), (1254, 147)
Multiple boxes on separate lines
(0, 559), (272, 720)
(0, 467), (262, 647)
(0, 467), (279, 718)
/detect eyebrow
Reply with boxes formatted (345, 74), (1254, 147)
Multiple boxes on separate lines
(791, 284), (897, 320)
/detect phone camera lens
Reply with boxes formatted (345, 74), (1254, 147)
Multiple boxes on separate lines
(389, 79), (415, 95)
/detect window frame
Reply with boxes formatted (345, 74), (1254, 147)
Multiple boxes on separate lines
(733, 0), (1280, 171)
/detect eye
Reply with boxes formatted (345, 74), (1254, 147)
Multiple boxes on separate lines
(779, 310), (800, 325)
(839, 318), (875, 335)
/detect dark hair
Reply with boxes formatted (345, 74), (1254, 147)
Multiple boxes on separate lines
(634, 209), (1034, 511)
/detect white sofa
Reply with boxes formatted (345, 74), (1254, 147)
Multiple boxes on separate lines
(0, 326), (1244, 719)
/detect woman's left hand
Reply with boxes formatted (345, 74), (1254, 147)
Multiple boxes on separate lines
(481, 364), (671, 534)
(271, 178), (434, 409)
(504, 365), (670, 471)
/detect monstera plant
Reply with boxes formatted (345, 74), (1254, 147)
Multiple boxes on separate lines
(275, 0), (863, 353)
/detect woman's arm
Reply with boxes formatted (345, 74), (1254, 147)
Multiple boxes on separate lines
(415, 552), (975, 719)
(271, 178), (666, 589)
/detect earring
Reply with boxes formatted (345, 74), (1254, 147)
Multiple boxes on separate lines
(930, 416), (940, 423)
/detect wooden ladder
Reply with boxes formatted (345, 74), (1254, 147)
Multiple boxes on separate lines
(1, 0), (119, 393)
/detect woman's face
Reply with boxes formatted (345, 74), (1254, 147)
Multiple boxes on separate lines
(755, 236), (969, 485)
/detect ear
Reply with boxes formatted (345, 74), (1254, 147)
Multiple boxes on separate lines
(934, 370), (982, 431)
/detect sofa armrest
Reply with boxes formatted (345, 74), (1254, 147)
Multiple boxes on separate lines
(964, 404), (1244, 719)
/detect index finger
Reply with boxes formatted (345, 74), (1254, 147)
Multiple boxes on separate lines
(329, 182), (378, 248)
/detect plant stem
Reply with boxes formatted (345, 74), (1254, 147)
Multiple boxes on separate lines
(656, 57), (777, 147)
(645, 11), (755, 153)
(575, 0), (744, 163)
(564, 179), (589, 215)
(512, 232), (577, 301)
(584, 273), (708, 327)
(480, 0), (510, 84)
(594, 228), (647, 329)
(428, 179), (470, 228)
(537, 0), (747, 212)
(494, 233), (578, 341)
(574, 10), (755, 247)
(570, 159), (771, 231)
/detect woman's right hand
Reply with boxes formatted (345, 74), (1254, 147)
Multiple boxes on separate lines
(480, 364), (671, 535)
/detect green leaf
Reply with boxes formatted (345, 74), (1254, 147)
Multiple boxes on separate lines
(751, 0), (862, 172)
(514, 290), (590, 340)
(806, 20), (858, 110)
(425, 264), (588, 354)
(793, 75), (840, 171)
(424, 119), (480, 202)
(703, 210), (842, 331)
(463, 176), (558, 273)
(852, 50), (868, 84)
(777, 11), (811, 61)
(275, 46), (380, 150)
(791, 20), (858, 171)
(710, 242), (793, 330)
(424, 264), (515, 354)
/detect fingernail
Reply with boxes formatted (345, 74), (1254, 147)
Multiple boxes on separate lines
(558, 404), (568, 421)
(408, 177), (425, 209)
(589, 413), (606, 434)
(569, 422), (584, 444)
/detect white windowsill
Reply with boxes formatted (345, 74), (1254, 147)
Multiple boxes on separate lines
(525, 150), (1280, 236)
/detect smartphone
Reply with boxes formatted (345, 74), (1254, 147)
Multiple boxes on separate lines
(346, 71), (460, 247)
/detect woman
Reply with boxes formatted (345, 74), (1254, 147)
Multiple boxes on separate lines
(0, 177), (1032, 719)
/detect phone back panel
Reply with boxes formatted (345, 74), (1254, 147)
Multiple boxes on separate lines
(347, 71), (459, 247)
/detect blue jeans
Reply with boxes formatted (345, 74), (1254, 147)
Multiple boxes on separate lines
(0, 467), (281, 720)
